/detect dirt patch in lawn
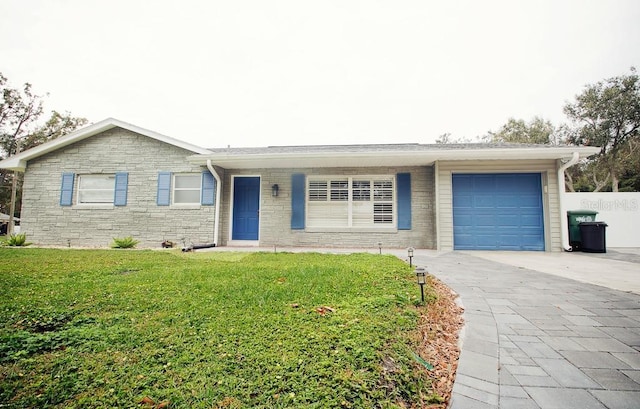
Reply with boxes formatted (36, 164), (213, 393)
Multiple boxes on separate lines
(417, 275), (464, 408)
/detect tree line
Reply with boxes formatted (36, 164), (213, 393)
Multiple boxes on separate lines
(0, 72), (87, 222)
(437, 68), (640, 193)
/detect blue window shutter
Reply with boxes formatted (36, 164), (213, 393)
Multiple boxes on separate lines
(114, 172), (128, 206)
(201, 171), (215, 205)
(157, 172), (171, 206)
(397, 173), (412, 230)
(60, 173), (75, 206)
(291, 173), (305, 229)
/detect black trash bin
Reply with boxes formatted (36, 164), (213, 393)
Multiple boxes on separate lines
(579, 222), (608, 253)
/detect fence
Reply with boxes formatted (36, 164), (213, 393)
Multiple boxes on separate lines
(563, 192), (640, 247)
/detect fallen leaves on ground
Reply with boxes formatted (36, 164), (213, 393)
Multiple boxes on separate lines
(315, 306), (336, 316)
(416, 275), (464, 408)
(139, 396), (170, 408)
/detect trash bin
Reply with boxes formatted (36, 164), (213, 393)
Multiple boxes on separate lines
(579, 222), (608, 253)
(567, 210), (598, 251)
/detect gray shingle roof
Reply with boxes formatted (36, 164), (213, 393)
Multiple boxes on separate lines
(207, 142), (566, 155)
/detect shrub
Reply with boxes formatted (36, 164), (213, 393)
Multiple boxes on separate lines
(110, 236), (139, 249)
(4, 233), (31, 247)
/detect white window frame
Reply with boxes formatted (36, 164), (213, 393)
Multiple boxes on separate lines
(172, 173), (202, 205)
(77, 174), (115, 204)
(306, 175), (396, 231)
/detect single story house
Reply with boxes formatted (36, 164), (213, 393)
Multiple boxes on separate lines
(0, 118), (598, 251)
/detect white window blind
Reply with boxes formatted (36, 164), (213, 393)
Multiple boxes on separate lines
(309, 181), (328, 201)
(330, 180), (348, 201)
(307, 176), (394, 228)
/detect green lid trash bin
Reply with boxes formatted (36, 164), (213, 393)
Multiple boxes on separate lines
(567, 210), (598, 251)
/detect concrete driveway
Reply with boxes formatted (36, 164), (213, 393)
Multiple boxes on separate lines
(416, 248), (640, 409)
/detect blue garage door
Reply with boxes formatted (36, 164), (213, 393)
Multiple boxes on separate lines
(453, 173), (544, 251)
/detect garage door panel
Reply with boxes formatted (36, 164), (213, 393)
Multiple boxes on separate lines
(498, 235), (521, 248)
(473, 175), (495, 190)
(454, 234), (475, 247)
(519, 176), (541, 189)
(495, 175), (521, 192)
(454, 194), (473, 207)
(453, 173), (545, 251)
(496, 195), (519, 207)
(454, 214), (473, 227)
(520, 214), (543, 227)
(476, 214), (496, 227)
(475, 234), (498, 246)
(519, 194), (543, 207)
(520, 234), (544, 245)
(454, 176), (474, 190)
(497, 215), (519, 226)
(474, 195), (496, 207)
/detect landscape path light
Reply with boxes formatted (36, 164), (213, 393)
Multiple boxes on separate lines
(407, 247), (414, 267)
(415, 266), (427, 303)
(377, 241), (382, 255)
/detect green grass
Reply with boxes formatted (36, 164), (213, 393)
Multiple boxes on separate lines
(0, 249), (438, 408)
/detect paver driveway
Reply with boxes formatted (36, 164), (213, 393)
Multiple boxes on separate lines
(419, 250), (640, 409)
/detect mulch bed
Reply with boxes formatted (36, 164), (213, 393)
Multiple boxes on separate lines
(416, 275), (465, 408)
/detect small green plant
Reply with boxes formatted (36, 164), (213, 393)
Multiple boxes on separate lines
(110, 236), (139, 249)
(4, 233), (31, 247)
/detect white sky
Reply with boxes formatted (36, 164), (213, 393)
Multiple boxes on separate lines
(1, 0), (639, 148)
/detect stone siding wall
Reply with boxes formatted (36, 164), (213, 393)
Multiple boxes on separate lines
(21, 128), (214, 248)
(219, 166), (436, 249)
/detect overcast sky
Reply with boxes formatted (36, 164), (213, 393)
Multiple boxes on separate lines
(1, 1), (639, 148)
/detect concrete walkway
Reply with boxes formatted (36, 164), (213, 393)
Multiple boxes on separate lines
(416, 249), (640, 409)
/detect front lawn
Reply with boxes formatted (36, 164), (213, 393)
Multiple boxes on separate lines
(0, 249), (439, 408)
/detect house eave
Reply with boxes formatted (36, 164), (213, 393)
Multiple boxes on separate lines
(188, 146), (600, 169)
(0, 157), (27, 172)
(0, 118), (211, 172)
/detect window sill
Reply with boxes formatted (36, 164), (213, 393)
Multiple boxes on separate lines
(305, 227), (398, 233)
(72, 204), (115, 210)
(169, 204), (202, 210)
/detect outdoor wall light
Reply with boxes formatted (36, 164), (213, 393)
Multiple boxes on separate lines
(271, 184), (279, 197)
(407, 247), (414, 267)
(415, 266), (427, 303)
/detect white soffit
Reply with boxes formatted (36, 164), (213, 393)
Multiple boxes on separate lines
(189, 146), (600, 169)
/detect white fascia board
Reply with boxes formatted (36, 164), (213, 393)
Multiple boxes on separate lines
(0, 118), (211, 171)
(188, 146), (601, 169)
(435, 146), (600, 161)
(188, 151), (433, 169)
(105, 118), (211, 155)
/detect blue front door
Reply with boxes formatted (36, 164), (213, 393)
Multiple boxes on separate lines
(232, 177), (260, 240)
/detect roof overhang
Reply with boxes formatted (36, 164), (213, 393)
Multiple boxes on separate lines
(188, 146), (601, 169)
(0, 118), (210, 171)
(0, 213), (19, 222)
